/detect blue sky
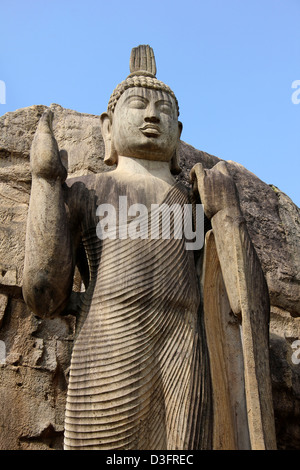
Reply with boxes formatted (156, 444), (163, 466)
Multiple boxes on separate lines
(1, 0), (299, 206)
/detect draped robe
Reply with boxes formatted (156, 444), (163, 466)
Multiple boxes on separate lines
(63, 172), (213, 450)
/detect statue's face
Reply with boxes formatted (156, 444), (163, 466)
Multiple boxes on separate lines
(111, 87), (181, 162)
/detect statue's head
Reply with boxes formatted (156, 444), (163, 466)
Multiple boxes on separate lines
(100, 45), (182, 174)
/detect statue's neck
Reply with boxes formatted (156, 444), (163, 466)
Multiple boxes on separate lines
(114, 156), (176, 185)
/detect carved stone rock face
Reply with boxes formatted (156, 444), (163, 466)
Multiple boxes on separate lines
(0, 103), (299, 449)
(2, 44), (295, 450)
(110, 87), (182, 162)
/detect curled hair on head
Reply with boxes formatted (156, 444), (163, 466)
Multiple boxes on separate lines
(107, 76), (180, 117)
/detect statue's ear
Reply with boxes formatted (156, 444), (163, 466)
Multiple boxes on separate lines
(100, 112), (118, 166)
(170, 121), (183, 175)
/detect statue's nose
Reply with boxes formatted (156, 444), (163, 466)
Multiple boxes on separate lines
(145, 103), (160, 123)
(145, 115), (160, 124)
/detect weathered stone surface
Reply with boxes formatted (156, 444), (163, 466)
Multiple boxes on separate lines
(0, 104), (299, 449)
(49, 103), (106, 176)
(178, 143), (300, 449)
(269, 306), (300, 449)
(178, 143), (300, 317)
(0, 297), (75, 449)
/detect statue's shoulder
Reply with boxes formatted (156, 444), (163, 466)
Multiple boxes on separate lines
(65, 171), (116, 194)
(63, 172), (117, 224)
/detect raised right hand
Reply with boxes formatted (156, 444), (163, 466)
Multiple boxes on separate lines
(30, 109), (67, 181)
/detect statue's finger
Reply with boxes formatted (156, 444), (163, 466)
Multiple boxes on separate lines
(37, 109), (54, 134)
(190, 162), (204, 183)
(212, 160), (230, 177)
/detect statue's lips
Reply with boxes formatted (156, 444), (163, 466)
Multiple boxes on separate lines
(139, 125), (161, 137)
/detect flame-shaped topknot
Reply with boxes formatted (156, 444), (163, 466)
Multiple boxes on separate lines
(129, 45), (157, 77)
(107, 45), (179, 116)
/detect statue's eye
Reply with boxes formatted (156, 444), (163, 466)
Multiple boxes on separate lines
(127, 97), (147, 109)
(160, 106), (172, 115)
(158, 101), (173, 115)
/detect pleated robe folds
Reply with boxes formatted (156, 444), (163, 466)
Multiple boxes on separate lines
(63, 173), (212, 450)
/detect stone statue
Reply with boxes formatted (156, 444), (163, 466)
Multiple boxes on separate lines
(22, 45), (277, 450)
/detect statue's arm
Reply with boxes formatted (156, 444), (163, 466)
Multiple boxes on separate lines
(191, 161), (276, 450)
(22, 110), (75, 317)
(191, 161), (266, 315)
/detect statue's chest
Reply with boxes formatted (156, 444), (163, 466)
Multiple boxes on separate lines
(80, 174), (186, 229)
(99, 174), (175, 208)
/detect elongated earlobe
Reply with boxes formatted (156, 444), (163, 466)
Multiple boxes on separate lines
(170, 121), (182, 175)
(100, 113), (118, 166)
(103, 138), (118, 166)
(170, 144), (182, 175)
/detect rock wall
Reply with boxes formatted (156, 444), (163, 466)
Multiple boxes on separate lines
(0, 104), (299, 449)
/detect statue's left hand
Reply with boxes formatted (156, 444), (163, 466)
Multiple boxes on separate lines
(190, 161), (241, 219)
